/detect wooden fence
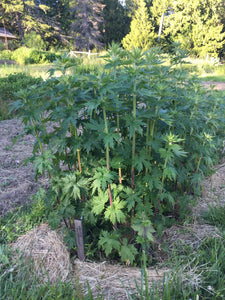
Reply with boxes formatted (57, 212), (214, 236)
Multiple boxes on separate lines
(69, 50), (99, 58)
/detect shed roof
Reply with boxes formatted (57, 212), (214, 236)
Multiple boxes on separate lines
(0, 28), (17, 39)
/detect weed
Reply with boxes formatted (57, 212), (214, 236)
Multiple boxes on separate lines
(10, 44), (225, 264)
(202, 205), (225, 230)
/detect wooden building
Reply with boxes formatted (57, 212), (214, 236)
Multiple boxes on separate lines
(0, 28), (17, 43)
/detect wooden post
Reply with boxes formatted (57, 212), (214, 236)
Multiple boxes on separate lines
(3, 20), (8, 51)
(74, 219), (85, 261)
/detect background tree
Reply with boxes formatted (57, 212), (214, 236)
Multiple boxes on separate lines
(102, 0), (130, 46)
(122, 0), (155, 51)
(160, 0), (225, 57)
(70, 0), (104, 51)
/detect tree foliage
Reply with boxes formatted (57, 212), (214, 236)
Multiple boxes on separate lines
(101, 0), (130, 46)
(70, 0), (104, 50)
(122, 0), (155, 51)
(151, 0), (225, 57)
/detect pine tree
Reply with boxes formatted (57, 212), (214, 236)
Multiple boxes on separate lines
(122, 0), (155, 51)
(102, 0), (130, 45)
(1, 0), (51, 40)
(157, 0), (225, 57)
(70, 0), (104, 51)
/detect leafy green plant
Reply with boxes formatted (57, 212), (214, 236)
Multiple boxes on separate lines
(0, 72), (42, 120)
(11, 44), (225, 264)
(0, 188), (49, 244)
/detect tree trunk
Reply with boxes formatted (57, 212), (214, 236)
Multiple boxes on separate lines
(16, 12), (24, 41)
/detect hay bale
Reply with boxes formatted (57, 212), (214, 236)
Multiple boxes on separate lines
(11, 223), (70, 283)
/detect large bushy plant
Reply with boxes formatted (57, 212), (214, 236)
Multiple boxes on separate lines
(11, 44), (225, 264)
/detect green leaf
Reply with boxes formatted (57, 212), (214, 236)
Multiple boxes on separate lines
(91, 168), (116, 194)
(92, 190), (109, 215)
(132, 218), (155, 242)
(33, 150), (55, 176)
(60, 173), (87, 201)
(120, 238), (138, 265)
(104, 198), (126, 224)
(122, 187), (141, 212)
(103, 132), (120, 149)
(98, 230), (120, 257)
(163, 166), (177, 181)
(133, 152), (152, 173)
(48, 211), (60, 230)
(64, 229), (76, 249)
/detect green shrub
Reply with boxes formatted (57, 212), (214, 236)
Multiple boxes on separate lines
(10, 47), (61, 65)
(11, 44), (225, 264)
(23, 31), (46, 50)
(11, 47), (33, 65)
(0, 49), (13, 60)
(27, 50), (60, 64)
(0, 41), (6, 51)
(0, 72), (42, 120)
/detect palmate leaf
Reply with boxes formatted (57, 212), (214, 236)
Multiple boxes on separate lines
(146, 167), (163, 190)
(163, 165), (177, 181)
(103, 132), (121, 149)
(33, 150), (55, 177)
(48, 211), (60, 230)
(132, 219), (155, 242)
(133, 152), (152, 173)
(91, 168), (117, 194)
(63, 229), (77, 249)
(122, 187), (141, 212)
(120, 238), (138, 265)
(86, 118), (105, 132)
(124, 115), (145, 138)
(58, 204), (75, 219)
(170, 144), (187, 157)
(98, 230), (121, 257)
(92, 190), (109, 215)
(104, 197), (126, 224)
(60, 173), (87, 201)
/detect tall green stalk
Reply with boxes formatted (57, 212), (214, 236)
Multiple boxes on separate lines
(131, 77), (137, 189)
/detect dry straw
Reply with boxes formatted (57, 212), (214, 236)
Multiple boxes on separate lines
(11, 223), (70, 283)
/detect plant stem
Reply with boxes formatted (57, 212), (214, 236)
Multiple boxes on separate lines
(131, 78), (137, 189)
(103, 104), (117, 229)
(77, 148), (82, 172)
(32, 119), (43, 154)
(103, 106), (110, 171)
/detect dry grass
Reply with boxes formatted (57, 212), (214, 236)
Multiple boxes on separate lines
(11, 223), (70, 283)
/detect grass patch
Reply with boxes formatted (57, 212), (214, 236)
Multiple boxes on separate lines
(199, 74), (225, 82)
(0, 63), (52, 79)
(0, 72), (43, 120)
(202, 205), (225, 230)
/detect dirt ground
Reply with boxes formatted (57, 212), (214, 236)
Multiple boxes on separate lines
(201, 81), (225, 90)
(1, 82), (225, 298)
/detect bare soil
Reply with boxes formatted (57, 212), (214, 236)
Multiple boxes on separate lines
(0, 118), (48, 215)
(1, 82), (225, 298)
(201, 81), (225, 90)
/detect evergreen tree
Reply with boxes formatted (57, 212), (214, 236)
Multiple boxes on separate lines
(1, 0), (51, 40)
(102, 0), (130, 46)
(151, 0), (225, 57)
(122, 0), (155, 51)
(70, 0), (104, 51)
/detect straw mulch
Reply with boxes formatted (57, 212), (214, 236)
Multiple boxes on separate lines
(73, 259), (169, 299)
(11, 223), (70, 283)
